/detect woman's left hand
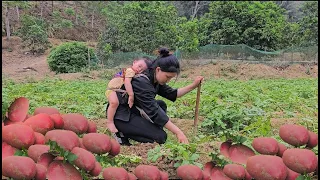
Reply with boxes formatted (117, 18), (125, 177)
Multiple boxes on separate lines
(192, 76), (204, 87)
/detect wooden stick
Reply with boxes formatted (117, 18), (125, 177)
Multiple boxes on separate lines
(194, 82), (202, 127)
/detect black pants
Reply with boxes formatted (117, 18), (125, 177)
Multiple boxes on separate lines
(113, 100), (168, 144)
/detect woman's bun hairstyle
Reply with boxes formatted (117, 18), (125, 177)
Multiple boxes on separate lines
(158, 47), (170, 57)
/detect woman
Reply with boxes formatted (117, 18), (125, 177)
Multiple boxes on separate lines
(109, 48), (204, 145)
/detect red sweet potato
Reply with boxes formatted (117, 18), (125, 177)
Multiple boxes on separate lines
(37, 152), (56, 168)
(34, 107), (60, 115)
(71, 147), (96, 171)
(103, 167), (129, 180)
(220, 141), (232, 158)
(87, 121), (97, 133)
(223, 164), (246, 179)
(282, 148), (317, 173)
(228, 144), (255, 164)
(45, 129), (80, 151)
(2, 123), (35, 149)
(109, 138), (121, 156)
(160, 171), (169, 180)
(35, 164), (47, 180)
(211, 167), (232, 180)
(2, 156), (36, 179)
(252, 137), (279, 155)
(47, 160), (82, 180)
(89, 161), (102, 177)
(27, 144), (50, 162)
(244, 169), (252, 180)
(49, 113), (64, 129)
(177, 164), (203, 180)
(306, 131), (318, 149)
(203, 161), (215, 174)
(82, 133), (112, 154)
(202, 170), (211, 180)
(277, 142), (288, 157)
(246, 155), (288, 180)
(24, 113), (54, 135)
(128, 173), (138, 180)
(135, 165), (161, 180)
(62, 113), (89, 134)
(279, 124), (309, 147)
(2, 141), (17, 159)
(286, 168), (300, 180)
(34, 132), (45, 144)
(8, 97), (29, 122)
(79, 138), (86, 149)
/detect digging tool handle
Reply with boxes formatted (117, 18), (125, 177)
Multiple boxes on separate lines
(194, 82), (202, 127)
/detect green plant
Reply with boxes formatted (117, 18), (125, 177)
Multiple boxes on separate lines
(147, 142), (202, 168)
(96, 154), (141, 168)
(47, 42), (98, 73)
(17, 15), (51, 54)
(64, 7), (75, 16)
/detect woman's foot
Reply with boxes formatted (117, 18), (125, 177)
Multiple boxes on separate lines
(107, 121), (118, 133)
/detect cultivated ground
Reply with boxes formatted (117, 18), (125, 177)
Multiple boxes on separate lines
(2, 36), (318, 178)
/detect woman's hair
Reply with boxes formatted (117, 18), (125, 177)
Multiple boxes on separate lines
(151, 47), (180, 75)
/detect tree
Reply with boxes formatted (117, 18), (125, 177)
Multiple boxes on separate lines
(171, 1), (210, 20)
(86, 1), (106, 29)
(298, 1), (318, 46)
(100, 1), (179, 54)
(2, 1), (30, 39)
(275, 1), (304, 22)
(199, 1), (288, 51)
(176, 17), (199, 54)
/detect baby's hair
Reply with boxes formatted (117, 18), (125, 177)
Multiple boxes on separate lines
(133, 57), (153, 68)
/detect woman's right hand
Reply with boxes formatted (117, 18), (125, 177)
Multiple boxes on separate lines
(176, 131), (189, 144)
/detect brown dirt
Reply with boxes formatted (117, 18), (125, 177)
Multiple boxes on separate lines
(2, 36), (318, 83)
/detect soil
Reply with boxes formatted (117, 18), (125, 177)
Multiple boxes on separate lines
(2, 36), (318, 83)
(2, 36), (318, 179)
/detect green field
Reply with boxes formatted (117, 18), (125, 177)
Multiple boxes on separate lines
(3, 77), (318, 135)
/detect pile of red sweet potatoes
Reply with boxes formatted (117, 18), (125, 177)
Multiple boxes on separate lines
(2, 97), (172, 180)
(194, 124), (318, 180)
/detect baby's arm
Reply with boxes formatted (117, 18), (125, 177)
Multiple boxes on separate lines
(124, 77), (134, 108)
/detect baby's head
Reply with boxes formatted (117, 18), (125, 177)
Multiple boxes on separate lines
(131, 57), (152, 73)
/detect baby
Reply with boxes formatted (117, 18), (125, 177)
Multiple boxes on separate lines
(105, 58), (151, 133)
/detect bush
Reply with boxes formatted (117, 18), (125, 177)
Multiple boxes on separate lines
(47, 42), (99, 73)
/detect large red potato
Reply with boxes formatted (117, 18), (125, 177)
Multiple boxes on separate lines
(177, 165), (203, 180)
(2, 123), (35, 149)
(34, 132), (45, 144)
(277, 142), (288, 157)
(27, 144), (50, 162)
(71, 147), (96, 171)
(8, 97), (29, 122)
(306, 131), (318, 149)
(49, 113), (64, 129)
(128, 173), (138, 180)
(89, 161), (102, 177)
(62, 113), (89, 134)
(45, 129), (80, 151)
(228, 144), (255, 164)
(47, 160), (82, 180)
(223, 164), (246, 179)
(246, 155), (288, 180)
(210, 167), (232, 180)
(34, 107), (60, 115)
(109, 138), (121, 156)
(37, 152), (55, 168)
(134, 165), (161, 180)
(220, 141), (232, 158)
(103, 167), (129, 180)
(2, 156), (36, 179)
(286, 168), (300, 180)
(282, 148), (317, 173)
(2, 141), (17, 159)
(82, 133), (112, 154)
(24, 113), (54, 134)
(35, 164), (47, 180)
(252, 137), (279, 155)
(87, 121), (97, 133)
(279, 124), (309, 147)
